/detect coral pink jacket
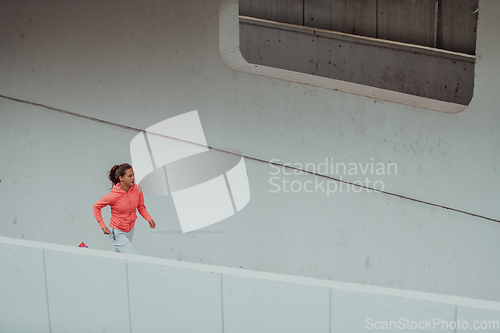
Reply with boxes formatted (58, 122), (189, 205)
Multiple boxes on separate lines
(93, 183), (152, 232)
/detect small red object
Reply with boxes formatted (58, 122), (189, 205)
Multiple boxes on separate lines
(79, 242), (88, 248)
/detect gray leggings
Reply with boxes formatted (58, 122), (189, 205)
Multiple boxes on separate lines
(110, 228), (138, 254)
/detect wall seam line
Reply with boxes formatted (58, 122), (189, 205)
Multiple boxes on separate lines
(221, 274), (225, 333)
(1, 93), (499, 225)
(126, 260), (133, 333)
(434, 0), (440, 48)
(454, 303), (458, 333)
(302, 0), (305, 26)
(42, 248), (52, 333)
(329, 288), (332, 333)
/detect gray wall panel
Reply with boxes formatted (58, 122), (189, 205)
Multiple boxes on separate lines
(44, 249), (130, 332)
(128, 260), (223, 332)
(240, 0), (304, 25)
(437, 0), (478, 54)
(378, 0), (436, 47)
(240, 23), (319, 75)
(304, 0), (377, 38)
(0, 242), (50, 333)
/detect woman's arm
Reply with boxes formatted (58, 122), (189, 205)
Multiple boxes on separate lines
(93, 193), (113, 232)
(136, 186), (155, 228)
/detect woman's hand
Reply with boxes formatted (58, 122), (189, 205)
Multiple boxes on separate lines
(102, 226), (110, 234)
(148, 219), (156, 229)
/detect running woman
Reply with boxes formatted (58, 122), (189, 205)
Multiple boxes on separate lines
(93, 163), (156, 254)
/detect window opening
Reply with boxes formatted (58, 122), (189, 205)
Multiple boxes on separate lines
(229, 0), (478, 111)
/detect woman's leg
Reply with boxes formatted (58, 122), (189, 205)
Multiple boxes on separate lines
(109, 228), (138, 254)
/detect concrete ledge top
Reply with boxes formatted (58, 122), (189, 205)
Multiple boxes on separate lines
(239, 16), (476, 63)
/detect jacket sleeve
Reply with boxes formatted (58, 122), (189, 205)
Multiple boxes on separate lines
(93, 193), (113, 229)
(137, 185), (152, 221)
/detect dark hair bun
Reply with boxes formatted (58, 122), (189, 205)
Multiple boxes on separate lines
(108, 163), (132, 185)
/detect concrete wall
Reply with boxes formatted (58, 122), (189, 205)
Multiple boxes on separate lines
(1, 0), (500, 303)
(239, 17), (475, 104)
(2, 236), (500, 332)
(239, 0), (478, 54)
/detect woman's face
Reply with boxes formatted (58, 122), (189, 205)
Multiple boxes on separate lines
(119, 168), (135, 187)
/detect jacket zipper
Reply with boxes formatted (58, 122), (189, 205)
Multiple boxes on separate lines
(127, 191), (132, 224)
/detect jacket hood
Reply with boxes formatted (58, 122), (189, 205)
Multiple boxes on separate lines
(111, 183), (138, 193)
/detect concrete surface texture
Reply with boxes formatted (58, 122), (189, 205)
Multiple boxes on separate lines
(239, 16), (475, 104)
(239, 0), (478, 54)
(0, 0), (499, 305)
(1, 236), (500, 332)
